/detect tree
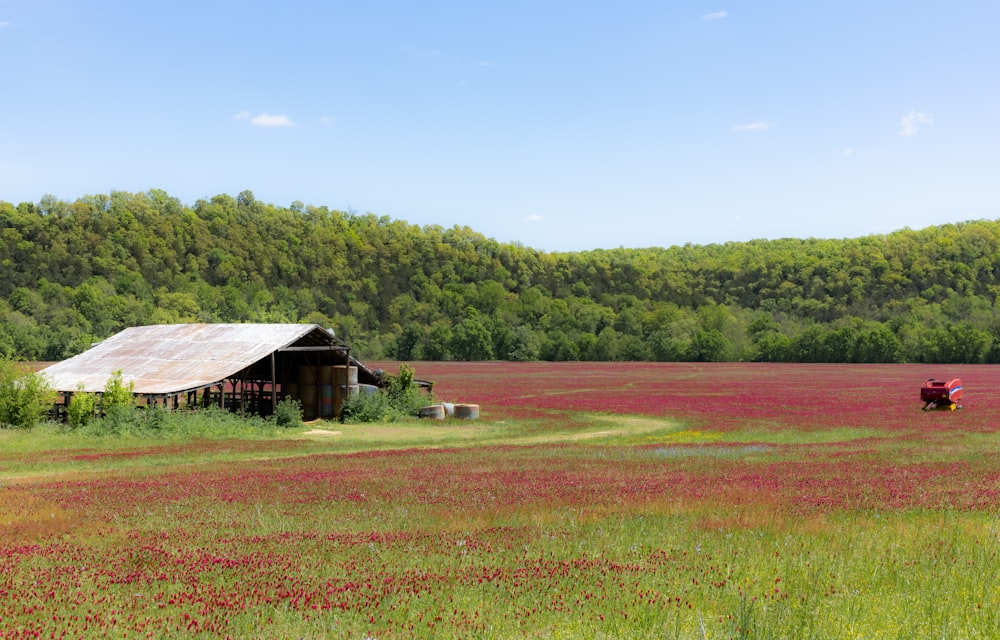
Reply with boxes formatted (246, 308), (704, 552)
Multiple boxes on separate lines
(854, 322), (903, 363)
(790, 325), (831, 363)
(450, 312), (495, 361)
(392, 323), (424, 360)
(0, 358), (54, 429)
(687, 329), (729, 362)
(237, 189), (257, 208)
(100, 370), (137, 434)
(751, 330), (793, 362)
(7, 189), (1000, 364)
(505, 326), (540, 361)
(541, 331), (579, 361)
(422, 323), (453, 361)
(67, 385), (98, 429)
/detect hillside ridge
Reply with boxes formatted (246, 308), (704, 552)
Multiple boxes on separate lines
(3, 190), (998, 363)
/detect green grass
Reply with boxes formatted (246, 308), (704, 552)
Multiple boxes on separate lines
(2, 410), (1000, 638)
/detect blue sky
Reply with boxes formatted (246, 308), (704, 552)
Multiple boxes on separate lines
(2, 1), (999, 252)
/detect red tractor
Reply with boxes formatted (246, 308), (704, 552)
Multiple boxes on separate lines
(921, 378), (963, 411)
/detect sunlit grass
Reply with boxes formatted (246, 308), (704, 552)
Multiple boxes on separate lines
(724, 425), (884, 445)
(3, 363), (1000, 638)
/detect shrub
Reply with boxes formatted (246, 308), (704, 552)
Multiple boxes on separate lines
(102, 370), (135, 412)
(340, 365), (432, 423)
(66, 386), (99, 429)
(136, 404), (169, 431)
(339, 390), (397, 424)
(74, 370), (295, 437)
(81, 370), (140, 436)
(273, 397), (303, 428)
(74, 403), (282, 438)
(155, 406), (277, 438)
(385, 364), (430, 416)
(0, 357), (55, 429)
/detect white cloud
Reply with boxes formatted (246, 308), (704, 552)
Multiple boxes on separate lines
(732, 121), (776, 132)
(842, 147), (855, 156)
(703, 11), (728, 20)
(251, 113), (294, 127)
(234, 111), (294, 126)
(524, 214), (543, 223)
(319, 115), (332, 126)
(898, 110), (932, 137)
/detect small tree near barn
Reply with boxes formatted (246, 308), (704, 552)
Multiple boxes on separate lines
(0, 357), (55, 429)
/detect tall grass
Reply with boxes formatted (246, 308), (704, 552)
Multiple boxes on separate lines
(2, 393), (999, 637)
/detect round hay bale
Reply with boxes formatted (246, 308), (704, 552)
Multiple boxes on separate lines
(418, 404), (446, 420)
(298, 365), (317, 385)
(454, 403), (480, 420)
(333, 365), (359, 386)
(300, 384), (318, 420)
(440, 402), (455, 417)
(319, 366), (335, 385)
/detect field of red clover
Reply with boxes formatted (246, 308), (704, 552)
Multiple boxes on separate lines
(2, 362), (999, 638)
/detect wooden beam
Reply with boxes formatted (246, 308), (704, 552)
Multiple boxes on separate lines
(271, 352), (277, 415)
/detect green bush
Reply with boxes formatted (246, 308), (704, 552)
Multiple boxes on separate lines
(155, 406), (278, 438)
(136, 404), (169, 431)
(76, 404), (281, 438)
(0, 357), (54, 429)
(71, 370), (295, 437)
(102, 370), (135, 412)
(67, 370), (142, 436)
(273, 397), (303, 428)
(93, 370), (139, 435)
(66, 386), (98, 429)
(339, 390), (398, 423)
(387, 364), (431, 416)
(340, 365), (432, 423)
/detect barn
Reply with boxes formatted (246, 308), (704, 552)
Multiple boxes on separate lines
(39, 323), (387, 420)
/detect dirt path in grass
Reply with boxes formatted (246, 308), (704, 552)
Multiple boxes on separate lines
(512, 415), (684, 444)
(1, 415), (685, 485)
(296, 414), (683, 446)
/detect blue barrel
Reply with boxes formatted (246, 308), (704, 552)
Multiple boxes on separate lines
(320, 384), (334, 417)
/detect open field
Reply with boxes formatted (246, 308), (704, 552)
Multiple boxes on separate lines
(3, 362), (1000, 638)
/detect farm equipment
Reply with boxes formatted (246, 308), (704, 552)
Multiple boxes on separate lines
(921, 378), (963, 411)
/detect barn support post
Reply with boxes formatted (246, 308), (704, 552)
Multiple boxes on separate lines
(271, 352), (277, 415)
(341, 348), (351, 419)
(313, 362), (321, 420)
(239, 375), (245, 418)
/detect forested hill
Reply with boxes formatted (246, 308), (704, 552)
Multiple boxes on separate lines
(3, 189), (999, 364)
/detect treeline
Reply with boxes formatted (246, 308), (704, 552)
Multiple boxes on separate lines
(3, 189), (1000, 364)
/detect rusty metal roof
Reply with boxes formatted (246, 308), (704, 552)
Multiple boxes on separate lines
(39, 323), (347, 395)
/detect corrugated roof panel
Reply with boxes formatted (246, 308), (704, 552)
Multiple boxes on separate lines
(39, 323), (345, 394)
